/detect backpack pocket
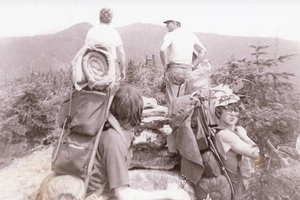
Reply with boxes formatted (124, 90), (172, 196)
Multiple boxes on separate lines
(52, 131), (95, 178)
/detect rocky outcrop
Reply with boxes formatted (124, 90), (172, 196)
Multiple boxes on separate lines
(0, 96), (196, 200)
(130, 97), (181, 170)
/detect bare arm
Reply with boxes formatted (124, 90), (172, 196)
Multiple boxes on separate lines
(115, 185), (191, 200)
(235, 126), (256, 146)
(231, 140), (260, 160)
(160, 50), (168, 71)
(116, 45), (126, 80)
(160, 37), (171, 71)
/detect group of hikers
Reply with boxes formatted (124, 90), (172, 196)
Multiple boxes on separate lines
(36, 7), (261, 200)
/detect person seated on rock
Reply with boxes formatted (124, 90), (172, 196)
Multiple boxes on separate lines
(212, 90), (261, 199)
(37, 85), (191, 200)
(85, 85), (191, 200)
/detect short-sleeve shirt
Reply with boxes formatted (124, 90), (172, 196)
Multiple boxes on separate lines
(161, 28), (203, 65)
(85, 24), (123, 59)
(87, 127), (132, 198)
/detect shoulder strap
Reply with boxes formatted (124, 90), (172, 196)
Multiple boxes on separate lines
(83, 88), (115, 198)
(89, 113), (125, 199)
(107, 112), (127, 143)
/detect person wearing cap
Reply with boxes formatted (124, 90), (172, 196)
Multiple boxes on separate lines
(212, 86), (260, 199)
(85, 7), (126, 80)
(160, 18), (207, 112)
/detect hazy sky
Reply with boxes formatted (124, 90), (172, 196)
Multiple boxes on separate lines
(0, 0), (299, 42)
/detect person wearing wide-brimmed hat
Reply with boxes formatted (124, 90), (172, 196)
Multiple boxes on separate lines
(160, 18), (207, 114)
(211, 85), (261, 199)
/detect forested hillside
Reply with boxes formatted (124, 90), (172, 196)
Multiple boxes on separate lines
(1, 22), (299, 90)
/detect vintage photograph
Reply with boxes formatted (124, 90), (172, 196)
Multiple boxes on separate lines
(0, 0), (299, 199)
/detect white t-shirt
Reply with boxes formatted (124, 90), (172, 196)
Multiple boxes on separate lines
(160, 28), (203, 65)
(85, 24), (123, 59)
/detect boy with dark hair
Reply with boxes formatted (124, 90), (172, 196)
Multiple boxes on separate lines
(37, 85), (191, 200)
(86, 85), (191, 200)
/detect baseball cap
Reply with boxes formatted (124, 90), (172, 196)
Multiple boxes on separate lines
(164, 19), (177, 23)
(163, 17), (181, 24)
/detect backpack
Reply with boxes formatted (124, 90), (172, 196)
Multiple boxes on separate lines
(52, 86), (119, 198)
(58, 88), (113, 136)
(170, 91), (235, 199)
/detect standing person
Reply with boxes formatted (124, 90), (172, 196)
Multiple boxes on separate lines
(86, 85), (191, 200)
(212, 90), (260, 199)
(160, 18), (207, 112)
(85, 7), (126, 80)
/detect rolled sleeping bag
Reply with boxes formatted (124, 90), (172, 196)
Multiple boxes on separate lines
(82, 50), (115, 91)
(194, 175), (231, 200)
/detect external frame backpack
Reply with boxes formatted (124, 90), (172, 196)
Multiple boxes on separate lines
(52, 85), (118, 199)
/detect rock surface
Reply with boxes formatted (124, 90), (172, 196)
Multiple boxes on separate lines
(0, 97), (196, 200)
(0, 147), (195, 200)
(130, 97), (180, 170)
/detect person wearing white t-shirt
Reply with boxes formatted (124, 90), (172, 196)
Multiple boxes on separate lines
(85, 7), (126, 80)
(160, 19), (207, 112)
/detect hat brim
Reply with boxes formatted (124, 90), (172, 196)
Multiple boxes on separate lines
(163, 20), (173, 24)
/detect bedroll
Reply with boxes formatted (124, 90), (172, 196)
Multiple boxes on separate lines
(169, 90), (234, 200)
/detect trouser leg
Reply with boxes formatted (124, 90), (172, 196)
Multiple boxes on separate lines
(165, 77), (180, 114)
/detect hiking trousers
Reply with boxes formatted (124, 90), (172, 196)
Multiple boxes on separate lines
(165, 63), (192, 112)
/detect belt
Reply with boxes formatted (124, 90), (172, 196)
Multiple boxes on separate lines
(167, 63), (192, 69)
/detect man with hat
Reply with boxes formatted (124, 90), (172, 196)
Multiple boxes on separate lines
(160, 18), (207, 113)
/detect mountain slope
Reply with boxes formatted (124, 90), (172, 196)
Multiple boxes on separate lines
(0, 22), (299, 90)
(0, 22), (92, 80)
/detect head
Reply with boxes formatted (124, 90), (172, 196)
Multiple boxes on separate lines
(164, 20), (181, 32)
(99, 7), (114, 24)
(215, 102), (242, 127)
(110, 85), (144, 129)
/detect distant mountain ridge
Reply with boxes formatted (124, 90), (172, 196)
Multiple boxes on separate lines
(0, 22), (299, 90)
(0, 22), (92, 81)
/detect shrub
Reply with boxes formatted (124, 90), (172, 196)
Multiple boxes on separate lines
(126, 57), (166, 105)
(211, 43), (300, 198)
(0, 67), (71, 167)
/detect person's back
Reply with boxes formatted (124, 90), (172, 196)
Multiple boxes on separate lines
(160, 19), (207, 112)
(86, 124), (132, 198)
(163, 28), (199, 65)
(85, 7), (126, 80)
(85, 24), (122, 59)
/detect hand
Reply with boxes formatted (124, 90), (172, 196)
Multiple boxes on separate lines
(255, 156), (262, 169)
(191, 64), (197, 70)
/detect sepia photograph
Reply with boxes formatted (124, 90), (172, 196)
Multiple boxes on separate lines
(0, 0), (299, 199)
